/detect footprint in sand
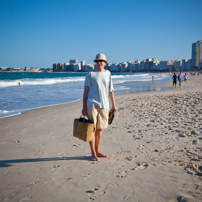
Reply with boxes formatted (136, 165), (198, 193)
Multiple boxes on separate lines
(132, 162), (149, 170)
(133, 135), (141, 140)
(122, 196), (132, 200)
(190, 130), (200, 136)
(174, 195), (197, 202)
(87, 187), (107, 201)
(137, 145), (145, 150)
(52, 165), (61, 170)
(83, 173), (90, 178)
(15, 140), (21, 144)
(115, 171), (128, 178)
(125, 156), (137, 161)
(86, 188), (99, 201)
(146, 140), (153, 144)
(57, 152), (67, 157)
(87, 188), (99, 193)
(73, 144), (80, 148)
(20, 196), (32, 201)
(185, 163), (202, 176)
(29, 178), (40, 185)
(192, 139), (199, 144)
(89, 195), (97, 201)
(178, 134), (186, 137)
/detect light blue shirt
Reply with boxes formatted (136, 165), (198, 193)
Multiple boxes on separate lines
(84, 69), (114, 110)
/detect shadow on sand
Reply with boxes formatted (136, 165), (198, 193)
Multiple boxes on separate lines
(0, 156), (91, 167)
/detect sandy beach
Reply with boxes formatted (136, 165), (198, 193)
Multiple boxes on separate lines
(0, 75), (202, 202)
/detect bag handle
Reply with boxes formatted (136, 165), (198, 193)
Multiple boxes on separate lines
(80, 114), (90, 120)
(79, 114), (91, 139)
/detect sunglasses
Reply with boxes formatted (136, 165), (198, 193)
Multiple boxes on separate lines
(96, 60), (105, 63)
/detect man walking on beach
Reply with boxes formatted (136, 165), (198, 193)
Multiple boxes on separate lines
(82, 53), (118, 161)
(172, 73), (177, 88)
(178, 72), (182, 87)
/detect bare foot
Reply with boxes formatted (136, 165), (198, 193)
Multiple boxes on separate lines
(96, 152), (108, 158)
(92, 156), (99, 161)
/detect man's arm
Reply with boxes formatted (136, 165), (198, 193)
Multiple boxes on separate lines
(82, 86), (89, 115)
(109, 91), (118, 113)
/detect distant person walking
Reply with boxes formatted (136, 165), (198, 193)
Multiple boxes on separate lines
(82, 53), (118, 161)
(178, 72), (182, 87)
(172, 73), (177, 88)
(184, 73), (188, 82)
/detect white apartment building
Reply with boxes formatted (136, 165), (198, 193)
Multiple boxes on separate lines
(185, 59), (192, 71)
(159, 61), (167, 71)
(84, 64), (94, 71)
(145, 58), (153, 71)
(175, 59), (182, 71)
(140, 60), (146, 71)
(127, 61), (135, 72)
(24, 67), (30, 71)
(134, 60), (140, 71)
(119, 62), (128, 72)
(30, 67), (40, 71)
(12, 67), (21, 70)
(64, 63), (69, 71)
(182, 59), (187, 71)
(73, 63), (81, 71)
(81, 61), (85, 71)
(69, 59), (78, 64)
(153, 60), (159, 71)
(108, 63), (119, 72)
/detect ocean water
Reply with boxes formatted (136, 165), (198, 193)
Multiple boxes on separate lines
(0, 72), (171, 118)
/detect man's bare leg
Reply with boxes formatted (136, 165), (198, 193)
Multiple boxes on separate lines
(89, 135), (98, 161)
(95, 129), (108, 158)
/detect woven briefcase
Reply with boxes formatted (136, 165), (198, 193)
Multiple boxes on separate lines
(73, 115), (94, 142)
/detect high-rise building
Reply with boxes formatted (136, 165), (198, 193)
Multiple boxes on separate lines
(81, 61), (85, 66)
(135, 60), (140, 71)
(191, 40), (202, 67)
(57, 63), (64, 71)
(53, 63), (57, 71)
(64, 63), (69, 71)
(185, 59), (192, 71)
(69, 59), (78, 64)
(81, 61), (85, 71)
(175, 59), (182, 71)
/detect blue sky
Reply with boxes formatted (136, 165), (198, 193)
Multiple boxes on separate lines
(0, 0), (202, 68)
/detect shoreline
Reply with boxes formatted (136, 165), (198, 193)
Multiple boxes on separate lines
(0, 75), (202, 201)
(0, 98), (83, 120)
(0, 73), (171, 119)
(0, 73), (198, 119)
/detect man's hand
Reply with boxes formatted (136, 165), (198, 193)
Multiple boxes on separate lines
(82, 106), (87, 115)
(111, 105), (118, 113)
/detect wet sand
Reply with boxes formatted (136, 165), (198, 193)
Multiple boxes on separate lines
(0, 75), (202, 202)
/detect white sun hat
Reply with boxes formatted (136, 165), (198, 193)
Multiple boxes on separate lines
(93, 53), (108, 64)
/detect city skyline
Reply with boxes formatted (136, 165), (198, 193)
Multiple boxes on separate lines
(0, 0), (202, 68)
(52, 40), (202, 72)
(1, 40), (201, 72)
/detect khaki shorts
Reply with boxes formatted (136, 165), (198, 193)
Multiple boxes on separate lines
(87, 105), (108, 129)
